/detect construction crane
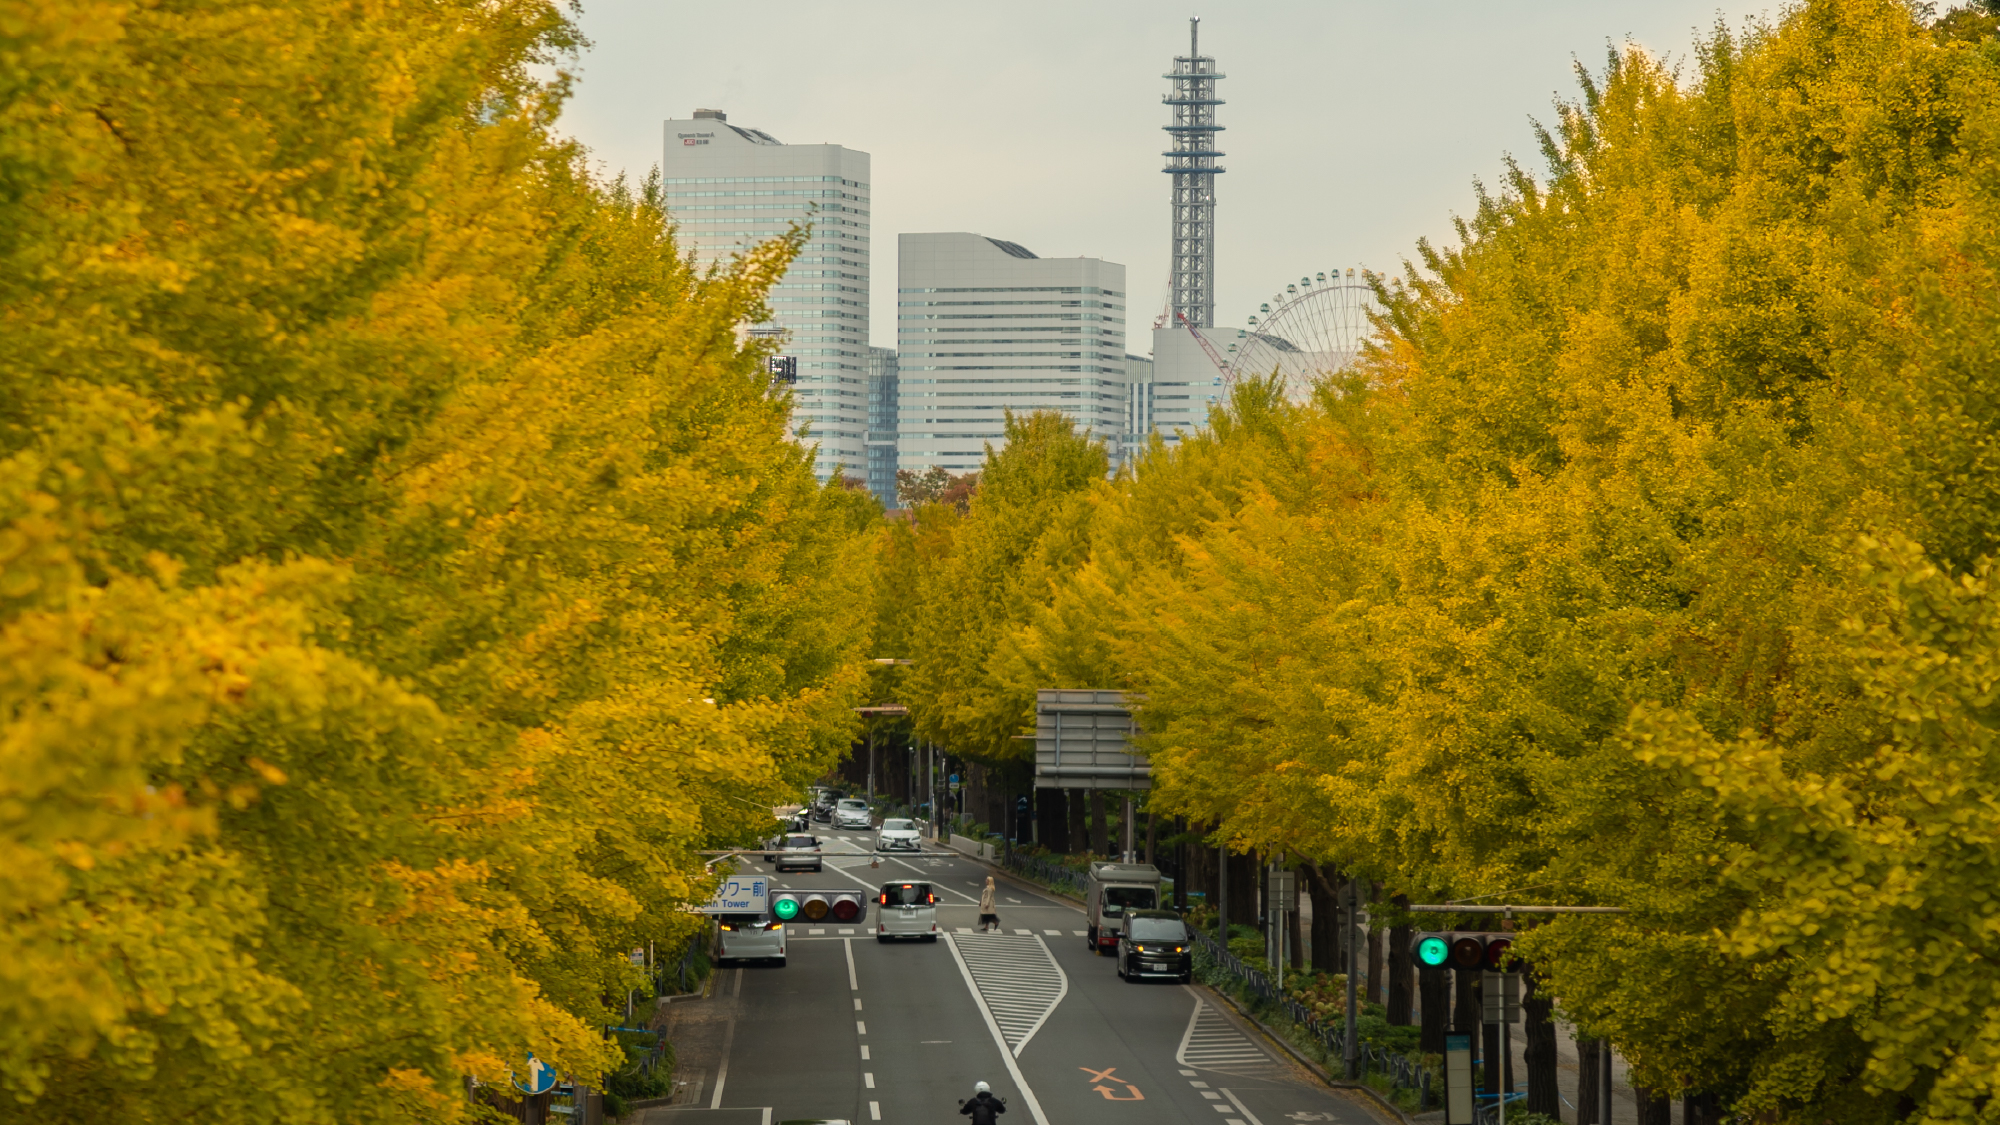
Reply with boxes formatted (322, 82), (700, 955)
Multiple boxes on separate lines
(1174, 311), (1232, 379)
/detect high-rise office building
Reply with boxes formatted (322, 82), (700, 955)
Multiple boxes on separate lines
(897, 233), (1127, 475)
(866, 345), (899, 508)
(660, 109), (870, 484)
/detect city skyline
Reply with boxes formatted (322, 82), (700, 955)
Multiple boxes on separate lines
(555, 0), (1772, 352)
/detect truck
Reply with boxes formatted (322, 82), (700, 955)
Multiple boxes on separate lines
(1085, 861), (1162, 956)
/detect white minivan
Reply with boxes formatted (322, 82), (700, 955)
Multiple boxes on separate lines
(715, 912), (786, 965)
(873, 881), (938, 943)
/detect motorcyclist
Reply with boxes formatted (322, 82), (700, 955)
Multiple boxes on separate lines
(959, 1081), (1006, 1125)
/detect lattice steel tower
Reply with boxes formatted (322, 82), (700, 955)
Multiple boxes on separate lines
(1163, 16), (1225, 328)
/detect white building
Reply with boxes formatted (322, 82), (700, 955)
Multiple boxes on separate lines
(897, 233), (1127, 475)
(1141, 328), (1225, 452)
(661, 109), (870, 483)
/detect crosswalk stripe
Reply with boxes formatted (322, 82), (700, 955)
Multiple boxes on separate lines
(946, 933), (1068, 1057)
(1176, 998), (1275, 1071)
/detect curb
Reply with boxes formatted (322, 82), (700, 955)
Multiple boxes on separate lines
(1201, 981), (1418, 1125)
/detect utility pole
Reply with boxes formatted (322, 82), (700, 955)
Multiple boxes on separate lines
(1122, 794), (1134, 861)
(866, 729), (875, 808)
(1344, 877), (1360, 1079)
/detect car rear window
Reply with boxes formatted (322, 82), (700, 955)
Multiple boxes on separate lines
(1102, 886), (1157, 914)
(1129, 917), (1188, 941)
(838, 800), (867, 810)
(784, 835), (817, 848)
(879, 883), (933, 906)
(882, 819), (914, 831)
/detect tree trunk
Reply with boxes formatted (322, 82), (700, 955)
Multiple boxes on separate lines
(1418, 968), (1448, 1054)
(1067, 789), (1088, 855)
(1387, 893), (1413, 1024)
(1088, 790), (1108, 856)
(1034, 789), (1060, 850)
(1575, 1036), (1601, 1125)
(1305, 864), (1338, 973)
(1525, 974), (1560, 1119)
(1636, 1087), (1672, 1125)
(1453, 969), (1479, 1038)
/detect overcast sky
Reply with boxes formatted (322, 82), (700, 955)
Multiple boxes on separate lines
(553, 1), (1775, 350)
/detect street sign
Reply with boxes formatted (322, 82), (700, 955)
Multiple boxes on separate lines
(1268, 869), (1298, 911)
(701, 875), (768, 914)
(514, 1053), (557, 1096)
(1444, 1034), (1475, 1125)
(1481, 971), (1522, 1023)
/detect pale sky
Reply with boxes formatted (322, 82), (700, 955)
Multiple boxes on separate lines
(553, 1), (1775, 351)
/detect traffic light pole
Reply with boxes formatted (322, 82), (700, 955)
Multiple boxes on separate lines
(1344, 878), (1360, 1079)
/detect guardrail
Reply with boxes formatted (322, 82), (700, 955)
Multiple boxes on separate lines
(1189, 928), (1436, 1110)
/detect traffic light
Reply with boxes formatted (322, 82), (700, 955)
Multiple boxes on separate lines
(769, 889), (867, 924)
(1414, 933), (1451, 969)
(1412, 931), (1518, 972)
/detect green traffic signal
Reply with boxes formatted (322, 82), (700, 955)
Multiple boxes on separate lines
(773, 897), (799, 921)
(1415, 934), (1451, 968)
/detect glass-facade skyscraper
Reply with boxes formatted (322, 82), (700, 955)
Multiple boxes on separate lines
(866, 346), (899, 508)
(661, 109), (869, 484)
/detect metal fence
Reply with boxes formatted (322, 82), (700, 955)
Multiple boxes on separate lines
(1189, 929), (1435, 1111)
(999, 850), (1090, 897)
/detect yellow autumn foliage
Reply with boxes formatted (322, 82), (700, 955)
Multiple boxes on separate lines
(899, 3), (2000, 1123)
(1, 1), (872, 1121)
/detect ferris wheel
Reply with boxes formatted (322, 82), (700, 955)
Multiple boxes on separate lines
(1222, 268), (1383, 400)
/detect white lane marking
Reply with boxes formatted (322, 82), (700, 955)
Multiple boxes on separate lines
(948, 933), (1067, 1056)
(763, 1110), (773, 1125)
(888, 857), (981, 902)
(1221, 1089), (1266, 1125)
(1014, 929), (1032, 935)
(1212, 1106), (1236, 1114)
(846, 938), (858, 991)
(1044, 929), (1061, 936)
(811, 929), (826, 935)
(955, 926), (972, 933)
(711, 1016), (736, 1109)
(1203, 1091), (1223, 1099)
(1006, 898), (1021, 904)
(861, 1045), (870, 1060)
(1073, 930), (1087, 936)
(856, 1021), (867, 1034)
(854, 998), (863, 1011)
(865, 1073), (875, 1088)
(1227, 1120), (1245, 1125)
(1176, 992), (1273, 1070)
(869, 1102), (881, 1120)
(1191, 1081), (1210, 1088)
(944, 934), (1053, 1125)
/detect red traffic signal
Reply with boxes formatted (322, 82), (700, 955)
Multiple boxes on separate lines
(1482, 937), (1514, 971)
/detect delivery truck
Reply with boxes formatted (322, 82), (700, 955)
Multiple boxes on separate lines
(1085, 861), (1162, 955)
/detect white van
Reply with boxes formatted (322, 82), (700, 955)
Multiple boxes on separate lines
(715, 912), (786, 965)
(873, 881), (939, 943)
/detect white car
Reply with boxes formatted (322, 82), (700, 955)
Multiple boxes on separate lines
(832, 799), (873, 831)
(874, 818), (921, 852)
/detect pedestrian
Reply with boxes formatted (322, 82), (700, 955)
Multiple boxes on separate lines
(978, 875), (1000, 932)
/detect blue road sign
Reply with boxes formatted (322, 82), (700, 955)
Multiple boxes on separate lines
(514, 1053), (557, 1096)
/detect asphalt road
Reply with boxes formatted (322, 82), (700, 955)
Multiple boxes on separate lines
(647, 830), (1386, 1125)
